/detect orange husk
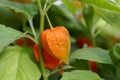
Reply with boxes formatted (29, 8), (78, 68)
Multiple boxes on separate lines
(34, 45), (62, 70)
(41, 26), (71, 64)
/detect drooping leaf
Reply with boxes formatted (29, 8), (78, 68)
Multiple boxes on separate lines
(93, 18), (120, 37)
(79, 0), (120, 29)
(0, 24), (25, 52)
(79, 0), (120, 11)
(0, 7), (21, 30)
(60, 70), (103, 80)
(94, 7), (120, 30)
(116, 0), (120, 4)
(0, 0), (38, 20)
(0, 46), (41, 80)
(70, 47), (113, 64)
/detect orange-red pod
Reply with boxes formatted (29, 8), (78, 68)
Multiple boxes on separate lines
(34, 45), (40, 62)
(41, 26), (71, 64)
(88, 46), (98, 73)
(76, 37), (98, 73)
(15, 37), (35, 47)
(89, 61), (98, 73)
(34, 45), (62, 70)
(15, 37), (24, 46)
(76, 37), (92, 48)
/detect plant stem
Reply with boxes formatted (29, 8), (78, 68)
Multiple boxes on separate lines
(49, 67), (61, 76)
(43, 0), (49, 11)
(91, 35), (96, 47)
(37, 0), (48, 80)
(38, 43), (48, 80)
(39, 21), (48, 79)
(87, 22), (97, 47)
(89, 28), (97, 47)
(37, 0), (43, 18)
(28, 19), (38, 43)
(39, 13), (47, 80)
(36, 0), (55, 79)
(46, 14), (54, 29)
(40, 14), (45, 32)
(44, 0), (55, 13)
(89, 24), (97, 47)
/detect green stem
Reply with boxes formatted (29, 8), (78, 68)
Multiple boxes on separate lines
(88, 29), (96, 47)
(39, 15), (47, 80)
(87, 22), (97, 47)
(91, 35), (96, 47)
(46, 14), (54, 29)
(40, 15), (45, 33)
(37, 0), (43, 17)
(89, 25), (96, 47)
(36, 0), (55, 79)
(44, 0), (55, 13)
(28, 19), (38, 43)
(37, 0), (48, 80)
(43, 0), (49, 11)
(38, 43), (48, 80)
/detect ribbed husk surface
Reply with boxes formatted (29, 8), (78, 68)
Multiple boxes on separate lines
(41, 26), (70, 64)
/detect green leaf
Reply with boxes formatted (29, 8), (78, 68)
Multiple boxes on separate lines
(60, 70), (103, 80)
(79, 0), (120, 29)
(70, 59), (89, 70)
(70, 36), (76, 43)
(83, 4), (94, 28)
(116, 0), (120, 4)
(93, 18), (120, 37)
(0, 7), (21, 30)
(94, 7), (120, 30)
(0, 46), (41, 80)
(79, 0), (120, 11)
(70, 47), (113, 64)
(0, 24), (25, 52)
(0, 0), (38, 20)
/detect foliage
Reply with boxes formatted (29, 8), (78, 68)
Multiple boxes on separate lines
(0, 46), (40, 80)
(61, 70), (103, 80)
(0, 0), (120, 80)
